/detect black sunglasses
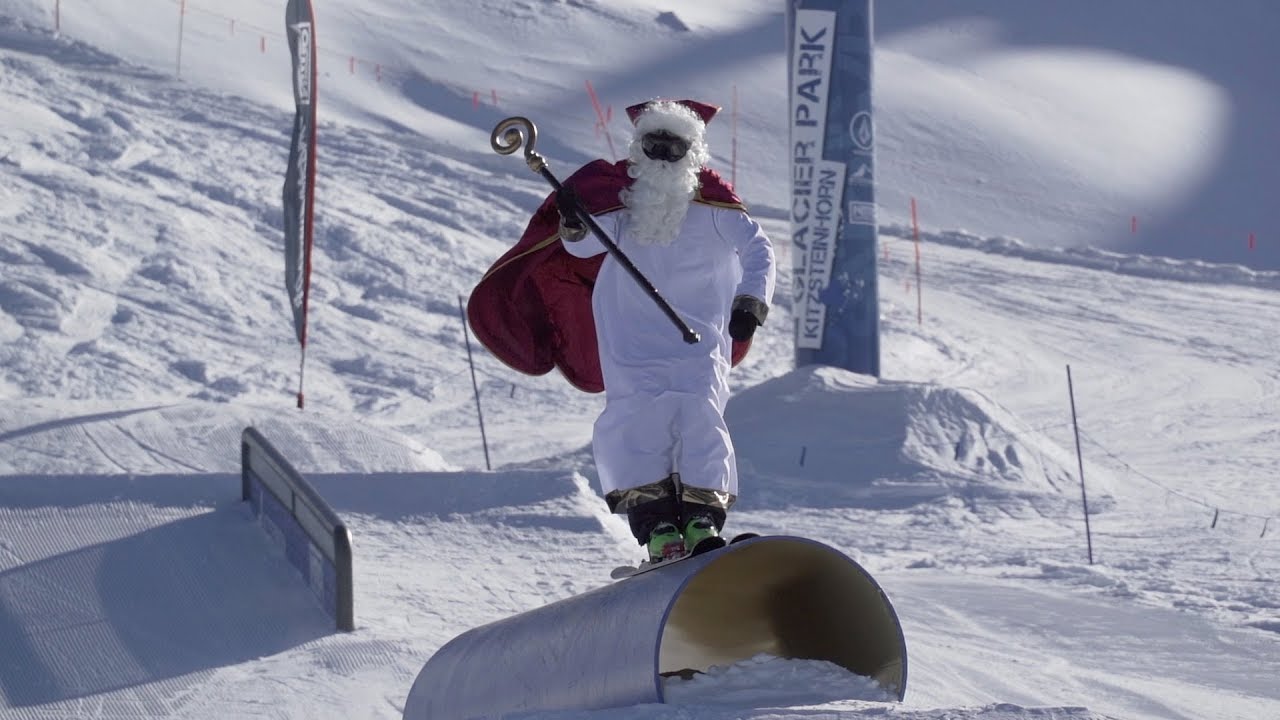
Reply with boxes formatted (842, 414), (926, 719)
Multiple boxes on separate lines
(640, 131), (691, 162)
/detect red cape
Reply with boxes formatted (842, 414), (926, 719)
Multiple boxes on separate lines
(466, 159), (751, 393)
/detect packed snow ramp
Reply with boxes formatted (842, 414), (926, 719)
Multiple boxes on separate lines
(402, 536), (906, 718)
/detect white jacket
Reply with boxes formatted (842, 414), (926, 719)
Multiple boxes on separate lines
(563, 202), (776, 500)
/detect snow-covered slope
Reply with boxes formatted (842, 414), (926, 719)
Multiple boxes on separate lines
(7, 0), (1276, 268)
(1, 2), (1278, 719)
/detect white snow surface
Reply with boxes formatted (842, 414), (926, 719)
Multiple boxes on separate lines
(1, 1), (1278, 719)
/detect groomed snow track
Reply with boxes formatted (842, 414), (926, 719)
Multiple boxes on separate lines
(402, 535), (907, 718)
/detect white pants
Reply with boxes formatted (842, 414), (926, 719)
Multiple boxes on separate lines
(592, 389), (736, 500)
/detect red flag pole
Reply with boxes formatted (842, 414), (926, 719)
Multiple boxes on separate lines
(731, 83), (738, 188)
(176, 0), (186, 78)
(911, 196), (922, 326)
(585, 80), (617, 160)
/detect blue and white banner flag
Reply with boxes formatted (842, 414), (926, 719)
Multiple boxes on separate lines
(787, 0), (880, 376)
(283, 0), (318, 407)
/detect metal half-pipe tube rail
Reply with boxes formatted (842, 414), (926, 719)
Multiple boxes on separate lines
(403, 535), (907, 718)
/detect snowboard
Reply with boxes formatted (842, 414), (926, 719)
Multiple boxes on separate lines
(609, 533), (759, 580)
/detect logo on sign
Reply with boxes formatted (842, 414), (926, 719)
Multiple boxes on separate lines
(291, 22), (312, 105)
(849, 111), (873, 152)
(847, 200), (876, 226)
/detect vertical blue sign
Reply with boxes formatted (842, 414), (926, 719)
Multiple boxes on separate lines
(788, 0), (879, 377)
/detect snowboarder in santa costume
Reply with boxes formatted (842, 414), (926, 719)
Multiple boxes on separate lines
(466, 99), (775, 564)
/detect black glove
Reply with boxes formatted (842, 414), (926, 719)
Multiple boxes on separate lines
(728, 295), (768, 341)
(557, 185), (584, 230)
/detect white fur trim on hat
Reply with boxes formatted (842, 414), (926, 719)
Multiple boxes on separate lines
(632, 100), (706, 143)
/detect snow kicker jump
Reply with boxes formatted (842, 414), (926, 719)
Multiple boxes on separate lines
(402, 536), (906, 718)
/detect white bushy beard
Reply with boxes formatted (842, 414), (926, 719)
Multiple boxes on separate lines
(620, 106), (711, 247)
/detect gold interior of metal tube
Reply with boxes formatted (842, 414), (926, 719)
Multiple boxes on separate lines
(659, 539), (905, 698)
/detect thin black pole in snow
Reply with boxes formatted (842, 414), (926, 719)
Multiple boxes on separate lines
(1067, 364), (1094, 564)
(459, 296), (491, 471)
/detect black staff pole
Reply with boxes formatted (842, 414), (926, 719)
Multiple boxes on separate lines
(490, 116), (699, 345)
